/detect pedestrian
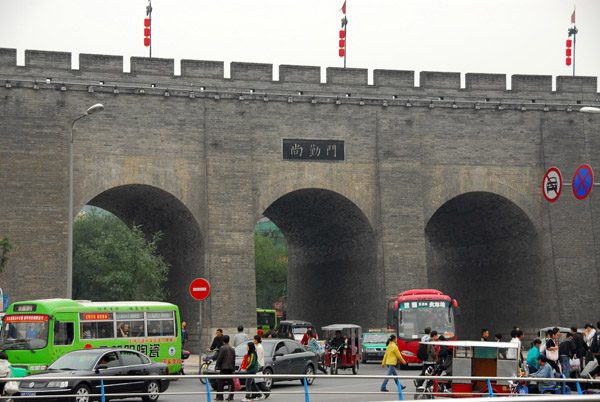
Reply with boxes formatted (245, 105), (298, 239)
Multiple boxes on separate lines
(540, 329), (552, 355)
(380, 334), (407, 392)
(571, 326), (586, 373)
(241, 342), (260, 402)
(417, 330), (439, 387)
(215, 335), (236, 401)
(527, 339), (542, 374)
(584, 323), (596, 365)
(234, 326), (249, 347)
(181, 320), (188, 347)
(545, 329), (561, 374)
(481, 328), (489, 342)
(253, 335), (270, 399)
(421, 327), (431, 342)
(559, 332), (576, 377)
(301, 327), (317, 346)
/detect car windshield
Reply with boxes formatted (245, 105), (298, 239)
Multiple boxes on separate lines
(0, 319), (49, 350)
(364, 333), (387, 343)
(397, 304), (455, 340)
(48, 353), (100, 371)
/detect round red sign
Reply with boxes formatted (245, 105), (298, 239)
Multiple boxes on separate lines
(189, 278), (211, 300)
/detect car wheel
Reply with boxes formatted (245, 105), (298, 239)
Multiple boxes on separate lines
(301, 365), (315, 386)
(263, 368), (274, 389)
(73, 384), (92, 402)
(142, 380), (160, 402)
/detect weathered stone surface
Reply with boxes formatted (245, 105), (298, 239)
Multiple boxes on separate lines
(1, 49), (599, 349)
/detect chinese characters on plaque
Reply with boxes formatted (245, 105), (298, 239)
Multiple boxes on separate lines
(283, 139), (345, 161)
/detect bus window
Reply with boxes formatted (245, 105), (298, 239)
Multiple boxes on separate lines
(116, 312), (144, 338)
(147, 311), (175, 337)
(54, 321), (74, 346)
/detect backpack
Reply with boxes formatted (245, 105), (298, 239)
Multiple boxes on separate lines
(590, 333), (600, 354)
(417, 342), (428, 361)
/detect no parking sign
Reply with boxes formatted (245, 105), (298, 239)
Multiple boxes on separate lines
(572, 164), (594, 200)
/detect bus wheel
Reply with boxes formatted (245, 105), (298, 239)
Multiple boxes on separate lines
(73, 384), (92, 402)
(142, 380), (160, 402)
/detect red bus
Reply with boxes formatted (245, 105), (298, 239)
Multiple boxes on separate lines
(387, 289), (459, 366)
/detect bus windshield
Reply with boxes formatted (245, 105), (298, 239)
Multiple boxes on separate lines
(397, 306), (454, 340)
(0, 316), (49, 350)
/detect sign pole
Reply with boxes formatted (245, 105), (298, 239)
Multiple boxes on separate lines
(189, 277), (211, 374)
(198, 301), (202, 375)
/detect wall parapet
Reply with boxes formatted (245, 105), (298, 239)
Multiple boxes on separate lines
(0, 48), (598, 100)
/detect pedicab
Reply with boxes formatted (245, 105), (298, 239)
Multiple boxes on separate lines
(321, 324), (362, 375)
(415, 340), (525, 399)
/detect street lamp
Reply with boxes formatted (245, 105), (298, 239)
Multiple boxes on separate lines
(580, 107), (600, 114)
(67, 103), (104, 298)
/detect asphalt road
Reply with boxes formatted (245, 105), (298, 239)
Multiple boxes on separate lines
(153, 362), (422, 402)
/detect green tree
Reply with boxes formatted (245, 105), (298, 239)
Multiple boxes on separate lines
(0, 237), (14, 275)
(73, 208), (170, 301)
(254, 233), (288, 308)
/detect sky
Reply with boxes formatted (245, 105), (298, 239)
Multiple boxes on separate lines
(0, 0), (599, 87)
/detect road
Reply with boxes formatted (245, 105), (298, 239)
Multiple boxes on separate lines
(152, 362), (422, 402)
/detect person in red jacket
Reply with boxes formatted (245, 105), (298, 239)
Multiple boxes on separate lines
(301, 327), (317, 345)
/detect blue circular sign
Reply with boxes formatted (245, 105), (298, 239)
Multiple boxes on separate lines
(572, 164), (594, 200)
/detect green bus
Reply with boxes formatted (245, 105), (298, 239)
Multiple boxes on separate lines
(0, 299), (182, 374)
(256, 308), (278, 333)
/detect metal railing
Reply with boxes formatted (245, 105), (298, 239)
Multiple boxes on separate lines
(2, 373), (600, 401)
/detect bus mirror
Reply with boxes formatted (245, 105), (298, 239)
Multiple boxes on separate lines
(452, 299), (458, 309)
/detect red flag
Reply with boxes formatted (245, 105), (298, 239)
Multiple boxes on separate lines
(340, 0), (346, 14)
(571, 9), (575, 24)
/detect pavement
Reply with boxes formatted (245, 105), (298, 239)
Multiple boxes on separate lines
(182, 354), (201, 374)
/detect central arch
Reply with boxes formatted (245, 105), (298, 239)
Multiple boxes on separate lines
(261, 188), (381, 331)
(425, 191), (554, 339)
(84, 184), (204, 331)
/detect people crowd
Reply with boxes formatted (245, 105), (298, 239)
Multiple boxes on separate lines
(203, 320), (600, 399)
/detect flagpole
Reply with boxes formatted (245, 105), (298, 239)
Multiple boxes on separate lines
(344, 15), (347, 69)
(568, 6), (577, 77)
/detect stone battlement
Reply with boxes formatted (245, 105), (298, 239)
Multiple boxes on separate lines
(0, 48), (598, 102)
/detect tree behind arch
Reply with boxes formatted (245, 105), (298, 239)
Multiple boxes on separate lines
(73, 208), (170, 301)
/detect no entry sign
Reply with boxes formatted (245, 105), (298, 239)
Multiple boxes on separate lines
(189, 278), (211, 300)
(543, 167), (562, 202)
(572, 164), (594, 200)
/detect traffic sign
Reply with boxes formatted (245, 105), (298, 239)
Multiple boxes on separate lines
(572, 164), (594, 200)
(189, 278), (210, 300)
(543, 167), (562, 203)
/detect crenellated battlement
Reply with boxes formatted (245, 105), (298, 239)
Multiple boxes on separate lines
(0, 48), (598, 102)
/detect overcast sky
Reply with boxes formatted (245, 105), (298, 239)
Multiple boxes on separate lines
(1, 0), (598, 87)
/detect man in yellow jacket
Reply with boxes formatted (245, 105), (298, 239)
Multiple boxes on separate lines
(381, 334), (407, 392)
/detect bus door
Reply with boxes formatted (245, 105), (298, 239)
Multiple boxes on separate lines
(50, 313), (76, 363)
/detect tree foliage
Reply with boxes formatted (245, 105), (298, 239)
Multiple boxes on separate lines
(73, 208), (170, 301)
(0, 237), (14, 275)
(254, 233), (287, 308)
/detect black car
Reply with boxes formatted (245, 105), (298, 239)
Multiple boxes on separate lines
(18, 348), (170, 402)
(207, 339), (317, 389)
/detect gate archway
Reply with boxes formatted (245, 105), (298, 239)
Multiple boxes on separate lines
(261, 188), (381, 332)
(425, 191), (553, 339)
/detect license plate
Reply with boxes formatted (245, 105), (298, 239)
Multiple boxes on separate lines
(23, 392), (36, 397)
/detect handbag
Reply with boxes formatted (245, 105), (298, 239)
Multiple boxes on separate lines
(546, 348), (558, 361)
(233, 377), (241, 391)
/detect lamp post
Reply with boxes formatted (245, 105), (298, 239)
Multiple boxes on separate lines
(580, 107), (600, 114)
(67, 103), (104, 298)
